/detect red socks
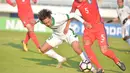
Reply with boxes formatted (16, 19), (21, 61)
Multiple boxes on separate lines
(24, 32), (30, 44)
(24, 31), (40, 48)
(84, 44), (119, 69)
(103, 49), (119, 64)
(84, 45), (102, 69)
(29, 31), (40, 48)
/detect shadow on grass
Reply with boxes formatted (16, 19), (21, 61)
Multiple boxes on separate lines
(109, 46), (130, 53)
(22, 56), (123, 73)
(22, 55), (80, 69)
(2, 42), (40, 54)
(22, 57), (57, 67)
(2, 42), (22, 50)
(104, 69), (123, 73)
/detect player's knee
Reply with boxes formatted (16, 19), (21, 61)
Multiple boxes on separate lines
(26, 24), (34, 31)
(83, 40), (92, 46)
(40, 47), (46, 53)
(30, 19), (36, 25)
(100, 45), (108, 54)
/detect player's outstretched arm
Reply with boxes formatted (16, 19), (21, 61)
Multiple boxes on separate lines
(6, 0), (16, 7)
(67, 13), (92, 29)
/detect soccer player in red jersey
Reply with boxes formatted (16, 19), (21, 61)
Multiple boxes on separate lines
(65, 0), (126, 72)
(6, 0), (41, 52)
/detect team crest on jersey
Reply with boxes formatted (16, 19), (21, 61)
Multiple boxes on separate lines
(87, 0), (92, 4)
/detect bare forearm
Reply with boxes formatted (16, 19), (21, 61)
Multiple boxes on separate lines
(65, 19), (71, 29)
(68, 13), (84, 23)
(6, 0), (13, 6)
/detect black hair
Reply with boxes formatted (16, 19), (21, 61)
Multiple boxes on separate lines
(38, 9), (52, 23)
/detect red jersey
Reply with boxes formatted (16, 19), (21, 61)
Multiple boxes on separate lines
(72, 0), (104, 31)
(6, 0), (37, 16)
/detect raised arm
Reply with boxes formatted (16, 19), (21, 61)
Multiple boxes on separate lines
(67, 13), (85, 23)
(67, 13), (92, 29)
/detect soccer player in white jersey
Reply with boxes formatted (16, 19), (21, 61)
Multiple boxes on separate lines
(37, 9), (97, 73)
(107, 0), (130, 46)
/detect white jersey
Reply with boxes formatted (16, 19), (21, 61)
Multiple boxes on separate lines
(117, 5), (130, 25)
(49, 13), (84, 38)
(50, 13), (68, 37)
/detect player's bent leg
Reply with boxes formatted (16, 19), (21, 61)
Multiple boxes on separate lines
(100, 45), (126, 71)
(71, 41), (97, 72)
(84, 40), (102, 69)
(71, 41), (83, 55)
(23, 32), (30, 44)
(41, 42), (66, 68)
(56, 57), (66, 68)
(71, 41), (91, 65)
(40, 42), (52, 53)
(26, 24), (41, 51)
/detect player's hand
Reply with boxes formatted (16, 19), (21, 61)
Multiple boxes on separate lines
(30, 19), (36, 25)
(12, 3), (16, 7)
(64, 27), (69, 34)
(83, 21), (92, 29)
(32, 0), (37, 4)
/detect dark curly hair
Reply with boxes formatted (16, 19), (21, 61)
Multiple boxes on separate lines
(38, 9), (52, 23)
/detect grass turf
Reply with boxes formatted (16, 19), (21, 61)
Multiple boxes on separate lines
(0, 30), (130, 73)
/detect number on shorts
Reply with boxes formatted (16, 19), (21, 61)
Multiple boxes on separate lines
(101, 34), (105, 43)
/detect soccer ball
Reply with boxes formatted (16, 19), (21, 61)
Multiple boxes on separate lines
(79, 60), (92, 72)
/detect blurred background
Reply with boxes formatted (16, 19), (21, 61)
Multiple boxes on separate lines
(1, 0), (130, 37)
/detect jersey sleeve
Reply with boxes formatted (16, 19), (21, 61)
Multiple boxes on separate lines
(6, 0), (15, 6)
(51, 13), (69, 26)
(67, 13), (85, 23)
(126, 6), (130, 14)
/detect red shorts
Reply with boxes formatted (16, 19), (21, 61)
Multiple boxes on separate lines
(83, 27), (108, 47)
(18, 13), (35, 27)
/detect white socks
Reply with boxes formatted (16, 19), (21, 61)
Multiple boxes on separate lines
(80, 52), (96, 72)
(80, 51), (90, 61)
(44, 49), (64, 62)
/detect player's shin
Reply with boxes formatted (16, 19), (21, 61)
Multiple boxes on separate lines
(24, 32), (30, 44)
(80, 51), (90, 61)
(102, 49), (119, 64)
(84, 45), (102, 69)
(29, 31), (40, 49)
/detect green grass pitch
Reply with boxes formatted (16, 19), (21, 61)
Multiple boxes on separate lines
(0, 30), (130, 73)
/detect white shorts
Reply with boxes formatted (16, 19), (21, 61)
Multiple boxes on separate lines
(122, 19), (130, 38)
(46, 29), (79, 47)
